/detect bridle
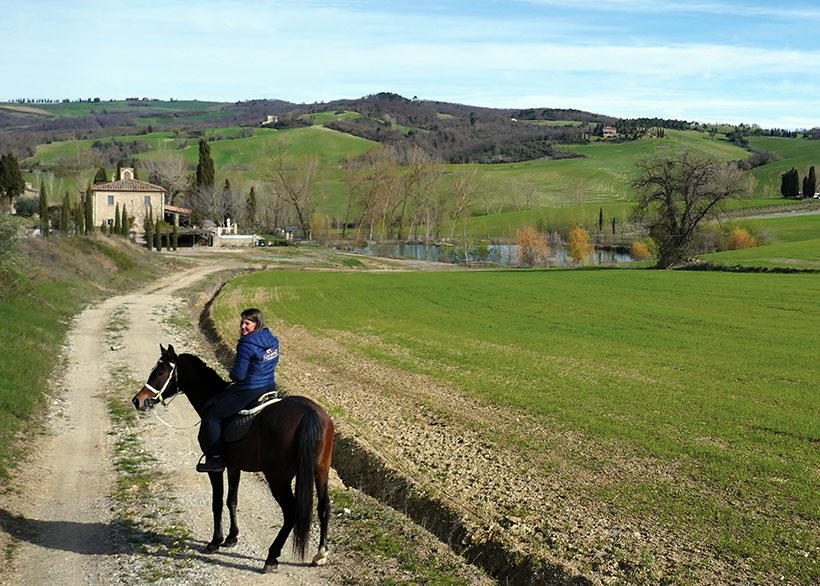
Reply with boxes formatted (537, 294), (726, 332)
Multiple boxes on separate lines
(142, 359), (178, 406)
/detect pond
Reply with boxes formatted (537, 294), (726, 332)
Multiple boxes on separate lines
(353, 243), (633, 266)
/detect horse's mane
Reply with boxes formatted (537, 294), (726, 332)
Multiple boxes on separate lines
(180, 353), (229, 388)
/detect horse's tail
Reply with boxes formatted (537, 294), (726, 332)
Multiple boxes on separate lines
(293, 406), (322, 559)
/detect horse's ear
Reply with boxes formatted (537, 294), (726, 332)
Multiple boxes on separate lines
(160, 344), (166, 355)
(167, 344), (176, 357)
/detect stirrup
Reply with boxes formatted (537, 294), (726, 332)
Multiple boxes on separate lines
(196, 454), (225, 473)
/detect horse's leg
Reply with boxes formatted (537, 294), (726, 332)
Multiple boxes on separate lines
(311, 472), (330, 566)
(223, 467), (241, 547)
(262, 476), (295, 573)
(204, 471), (225, 553)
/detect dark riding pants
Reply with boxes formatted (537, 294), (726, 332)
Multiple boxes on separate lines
(203, 383), (276, 456)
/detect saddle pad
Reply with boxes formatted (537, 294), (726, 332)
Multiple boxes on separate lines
(225, 396), (280, 443)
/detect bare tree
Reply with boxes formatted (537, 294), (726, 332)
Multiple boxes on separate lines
(448, 166), (483, 240)
(265, 145), (317, 238)
(189, 185), (233, 227)
(632, 152), (750, 267)
(144, 150), (190, 205)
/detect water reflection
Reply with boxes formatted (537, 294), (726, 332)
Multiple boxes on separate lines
(353, 243), (632, 266)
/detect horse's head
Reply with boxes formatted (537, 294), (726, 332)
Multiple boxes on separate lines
(132, 344), (182, 411)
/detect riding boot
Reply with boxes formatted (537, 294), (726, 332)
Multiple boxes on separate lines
(196, 454), (225, 473)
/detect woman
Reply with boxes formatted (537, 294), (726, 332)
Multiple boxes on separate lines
(197, 308), (279, 473)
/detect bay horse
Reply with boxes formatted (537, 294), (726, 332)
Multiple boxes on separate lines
(131, 344), (334, 572)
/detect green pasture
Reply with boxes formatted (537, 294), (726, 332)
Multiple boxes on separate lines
(31, 99), (223, 117)
(212, 268), (820, 582)
(300, 110), (362, 125)
(747, 137), (820, 198)
(702, 237), (820, 268)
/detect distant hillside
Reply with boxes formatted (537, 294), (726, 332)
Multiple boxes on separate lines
(1, 93), (620, 164)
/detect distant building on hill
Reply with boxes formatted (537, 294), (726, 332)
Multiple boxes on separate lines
(84, 168), (166, 234)
(602, 126), (618, 138)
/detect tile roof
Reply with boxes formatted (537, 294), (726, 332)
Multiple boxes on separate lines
(90, 178), (165, 192)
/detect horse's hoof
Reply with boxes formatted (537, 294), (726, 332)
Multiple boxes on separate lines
(262, 562), (278, 573)
(203, 542), (221, 554)
(223, 536), (238, 548)
(312, 547), (329, 566)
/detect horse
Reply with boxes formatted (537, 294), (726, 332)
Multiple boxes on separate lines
(131, 344), (334, 572)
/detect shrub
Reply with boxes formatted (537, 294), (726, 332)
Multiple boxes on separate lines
(568, 225), (593, 264)
(728, 228), (757, 250)
(515, 226), (550, 267)
(630, 241), (651, 260)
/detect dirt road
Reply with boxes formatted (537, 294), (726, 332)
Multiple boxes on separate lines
(0, 260), (338, 585)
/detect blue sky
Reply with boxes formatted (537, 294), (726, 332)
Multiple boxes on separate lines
(4, 0), (820, 129)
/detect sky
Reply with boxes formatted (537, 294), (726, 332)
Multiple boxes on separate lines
(3, 0), (820, 129)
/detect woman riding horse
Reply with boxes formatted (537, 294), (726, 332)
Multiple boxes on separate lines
(198, 308), (279, 473)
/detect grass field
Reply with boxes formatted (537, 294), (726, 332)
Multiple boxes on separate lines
(212, 267), (820, 582)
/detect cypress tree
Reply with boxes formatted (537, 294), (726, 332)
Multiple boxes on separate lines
(172, 222), (178, 251)
(100, 220), (108, 235)
(94, 167), (108, 183)
(155, 217), (161, 251)
(807, 166), (817, 198)
(144, 214), (153, 249)
(611, 217), (616, 235)
(84, 185), (94, 234)
(246, 186), (257, 229)
(121, 204), (129, 236)
(598, 207), (604, 233)
(39, 180), (49, 237)
(113, 203), (121, 235)
(196, 139), (215, 187)
(116, 159), (125, 181)
(60, 191), (70, 234)
(0, 153), (25, 212)
(76, 195), (85, 235)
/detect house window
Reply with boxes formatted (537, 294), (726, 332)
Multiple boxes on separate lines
(144, 196), (151, 207)
(108, 195), (114, 205)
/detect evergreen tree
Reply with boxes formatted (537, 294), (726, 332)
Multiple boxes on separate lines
(94, 167), (108, 183)
(100, 220), (108, 235)
(39, 180), (49, 237)
(116, 159), (125, 181)
(611, 217), (616, 235)
(781, 168), (800, 198)
(0, 152), (25, 212)
(598, 207), (604, 233)
(114, 203), (121, 235)
(144, 213), (153, 249)
(246, 186), (258, 229)
(172, 222), (178, 251)
(155, 217), (161, 251)
(121, 204), (129, 236)
(806, 166), (817, 198)
(84, 185), (95, 234)
(75, 195), (85, 235)
(195, 139), (215, 187)
(60, 191), (70, 234)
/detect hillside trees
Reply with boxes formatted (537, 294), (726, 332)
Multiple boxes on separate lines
(632, 152), (750, 268)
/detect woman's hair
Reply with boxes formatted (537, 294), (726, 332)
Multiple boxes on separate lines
(240, 308), (266, 331)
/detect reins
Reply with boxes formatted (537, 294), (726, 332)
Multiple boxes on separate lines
(144, 359), (202, 429)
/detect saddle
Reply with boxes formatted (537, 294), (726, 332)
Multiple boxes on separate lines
(224, 392), (280, 443)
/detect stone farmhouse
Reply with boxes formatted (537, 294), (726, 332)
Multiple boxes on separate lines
(85, 168), (165, 233)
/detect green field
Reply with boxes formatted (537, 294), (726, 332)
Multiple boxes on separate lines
(212, 267), (820, 582)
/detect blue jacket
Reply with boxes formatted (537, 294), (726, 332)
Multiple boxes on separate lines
(229, 327), (279, 391)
